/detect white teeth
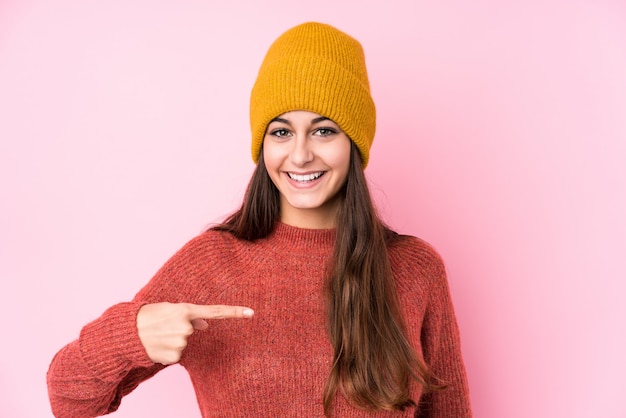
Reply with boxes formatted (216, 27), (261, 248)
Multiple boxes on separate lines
(287, 172), (324, 182)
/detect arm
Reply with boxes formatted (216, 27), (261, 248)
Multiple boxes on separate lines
(46, 235), (207, 417)
(46, 302), (165, 418)
(416, 261), (472, 418)
(46, 233), (253, 417)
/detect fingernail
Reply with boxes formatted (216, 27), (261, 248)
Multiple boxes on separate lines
(243, 308), (254, 317)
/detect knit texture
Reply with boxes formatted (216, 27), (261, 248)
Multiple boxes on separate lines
(47, 223), (472, 417)
(250, 22), (376, 167)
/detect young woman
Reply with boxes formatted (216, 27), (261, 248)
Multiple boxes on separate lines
(47, 22), (472, 417)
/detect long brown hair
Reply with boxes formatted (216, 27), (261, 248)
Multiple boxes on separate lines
(213, 143), (436, 415)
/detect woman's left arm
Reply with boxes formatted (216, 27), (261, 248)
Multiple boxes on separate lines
(416, 254), (473, 418)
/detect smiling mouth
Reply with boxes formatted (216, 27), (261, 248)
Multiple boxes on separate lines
(287, 172), (325, 182)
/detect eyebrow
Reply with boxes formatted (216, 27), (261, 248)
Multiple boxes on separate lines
(269, 116), (331, 125)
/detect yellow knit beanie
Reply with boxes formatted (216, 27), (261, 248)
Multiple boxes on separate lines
(250, 22), (376, 167)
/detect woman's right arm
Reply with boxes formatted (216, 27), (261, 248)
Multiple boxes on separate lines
(47, 301), (165, 418)
(47, 300), (252, 417)
(47, 233), (254, 418)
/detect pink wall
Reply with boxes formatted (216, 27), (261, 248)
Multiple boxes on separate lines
(1, 1), (625, 417)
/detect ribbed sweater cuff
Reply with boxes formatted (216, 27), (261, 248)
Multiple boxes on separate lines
(79, 302), (155, 382)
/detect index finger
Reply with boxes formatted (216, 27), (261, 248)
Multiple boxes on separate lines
(185, 304), (254, 320)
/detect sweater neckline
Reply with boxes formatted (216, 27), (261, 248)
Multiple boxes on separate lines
(262, 222), (336, 258)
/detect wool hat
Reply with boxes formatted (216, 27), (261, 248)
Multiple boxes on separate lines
(250, 22), (376, 168)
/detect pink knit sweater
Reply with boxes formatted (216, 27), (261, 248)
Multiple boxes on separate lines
(47, 223), (471, 417)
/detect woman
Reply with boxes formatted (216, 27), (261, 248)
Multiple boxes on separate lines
(47, 22), (472, 417)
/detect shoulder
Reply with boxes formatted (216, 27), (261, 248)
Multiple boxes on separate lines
(386, 232), (449, 295)
(387, 233), (446, 275)
(180, 227), (257, 254)
(136, 229), (255, 302)
(159, 229), (254, 275)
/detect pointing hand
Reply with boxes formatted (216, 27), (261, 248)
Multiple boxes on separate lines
(137, 302), (254, 365)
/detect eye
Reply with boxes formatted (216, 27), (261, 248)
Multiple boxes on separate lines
(314, 127), (337, 137)
(270, 128), (291, 138)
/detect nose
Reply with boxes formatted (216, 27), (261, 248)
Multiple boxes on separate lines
(289, 135), (314, 167)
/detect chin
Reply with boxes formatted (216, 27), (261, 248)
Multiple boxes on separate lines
(287, 200), (325, 210)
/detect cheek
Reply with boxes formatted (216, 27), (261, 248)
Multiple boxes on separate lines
(262, 142), (279, 172)
(262, 142), (288, 191)
(324, 141), (351, 176)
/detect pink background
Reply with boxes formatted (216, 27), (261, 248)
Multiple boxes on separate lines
(1, 1), (625, 417)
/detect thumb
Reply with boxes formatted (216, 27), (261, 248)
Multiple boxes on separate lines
(191, 318), (208, 330)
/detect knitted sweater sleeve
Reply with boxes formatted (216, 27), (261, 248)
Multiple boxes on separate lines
(46, 234), (211, 418)
(414, 243), (472, 418)
(47, 302), (165, 417)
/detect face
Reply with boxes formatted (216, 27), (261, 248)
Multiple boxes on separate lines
(263, 110), (352, 229)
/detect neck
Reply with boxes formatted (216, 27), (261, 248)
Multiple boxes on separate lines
(279, 197), (340, 229)
(279, 209), (336, 229)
